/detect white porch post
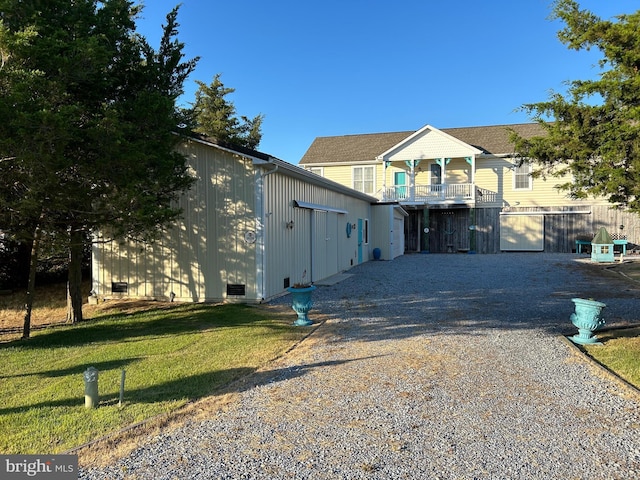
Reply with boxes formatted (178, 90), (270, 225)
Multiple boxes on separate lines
(383, 160), (390, 201)
(435, 158), (450, 199)
(465, 155), (475, 183)
(465, 155), (475, 200)
(407, 160), (416, 201)
(405, 160), (421, 201)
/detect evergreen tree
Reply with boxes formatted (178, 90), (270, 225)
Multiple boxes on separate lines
(193, 74), (264, 149)
(0, 1), (198, 336)
(511, 0), (640, 212)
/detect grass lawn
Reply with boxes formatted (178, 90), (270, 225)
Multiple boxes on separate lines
(583, 326), (640, 389)
(1, 261), (639, 457)
(579, 260), (640, 391)
(0, 284), (309, 455)
(610, 259), (640, 283)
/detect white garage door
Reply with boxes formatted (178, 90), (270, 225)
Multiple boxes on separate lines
(392, 216), (405, 259)
(500, 215), (544, 251)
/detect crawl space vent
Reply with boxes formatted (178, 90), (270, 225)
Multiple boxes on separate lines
(111, 282), (128, 293)
(226, 284), (246, 296)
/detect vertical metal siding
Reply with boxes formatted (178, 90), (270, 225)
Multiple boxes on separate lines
(262, 170), (371, 299)
(93, 140), (376, 303)
(93, 140), (258, 302)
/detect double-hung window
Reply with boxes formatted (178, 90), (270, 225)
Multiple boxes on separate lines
(353, 166), (375, 194)
(513, 161), (532, 190)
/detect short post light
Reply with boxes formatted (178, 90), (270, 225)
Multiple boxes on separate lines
(83, 366), (99, 409)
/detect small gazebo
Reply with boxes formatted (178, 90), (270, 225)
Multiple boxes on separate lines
(591, 227), (615, 263)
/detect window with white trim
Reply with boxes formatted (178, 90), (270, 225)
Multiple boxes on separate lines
(353, 166), (375, 194)
(307, 167), (324, 177)
(513, 161), (532, 190)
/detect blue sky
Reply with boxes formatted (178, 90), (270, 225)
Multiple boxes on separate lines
(135, 1), (638, 164)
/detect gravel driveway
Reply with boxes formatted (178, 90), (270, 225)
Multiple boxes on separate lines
(80, 253), (640, 479)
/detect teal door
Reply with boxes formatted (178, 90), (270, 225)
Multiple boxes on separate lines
(357, 218), (363, 263)
(394, 171), (406, 199)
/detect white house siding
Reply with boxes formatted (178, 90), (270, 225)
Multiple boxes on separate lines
(474, 155), (610, 209)
(93, 139), (259, 302)
(93, 138), (381, 304)
(261, 169), (372, 299)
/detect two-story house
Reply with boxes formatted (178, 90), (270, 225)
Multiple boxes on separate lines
(300, 123), (637, 254)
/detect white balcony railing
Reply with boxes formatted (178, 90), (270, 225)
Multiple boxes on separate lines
(382, 183), (475, 203)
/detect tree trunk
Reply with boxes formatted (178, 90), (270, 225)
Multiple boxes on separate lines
(66, 227), (84, 323)
(22, 225), (42, 339)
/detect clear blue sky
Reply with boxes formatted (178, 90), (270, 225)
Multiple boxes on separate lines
(135, 0), (638, 164)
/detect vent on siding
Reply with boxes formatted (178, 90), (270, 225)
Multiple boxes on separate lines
(284, 277), (290, 289)
(227, 284), (246, 296)
(111, 281), (128, 293)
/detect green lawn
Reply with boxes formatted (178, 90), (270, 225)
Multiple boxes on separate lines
(0, 303), (308, 454)
(583, 326), (640, 390)
(580, 261), (640, 391)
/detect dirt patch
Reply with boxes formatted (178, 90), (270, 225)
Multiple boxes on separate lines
(0, 298), (179, 342)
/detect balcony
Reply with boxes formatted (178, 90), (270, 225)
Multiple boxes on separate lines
(381, 183), (475, 205)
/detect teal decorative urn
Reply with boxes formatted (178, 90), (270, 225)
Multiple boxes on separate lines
(569, 298), (606, 345)
(287, 285), (316, 326)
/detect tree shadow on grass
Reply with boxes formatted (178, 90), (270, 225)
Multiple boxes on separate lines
(0, 358), (142, 379)
(0, 304), (290, 350)
(0, 356), (381, 415)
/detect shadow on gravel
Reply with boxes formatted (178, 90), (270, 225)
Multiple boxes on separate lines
(0, 357), (386, 415)
(302, 253), (640, 344)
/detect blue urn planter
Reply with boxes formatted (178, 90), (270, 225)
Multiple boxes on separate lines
(287, 285), (316, 326)
(569, 298), (606, 345)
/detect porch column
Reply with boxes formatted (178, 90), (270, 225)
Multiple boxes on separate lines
(405, 160), (421, 201)
(422, 208), (430, 253)
(465, 156), (475, 183)
(383, 160), (391, 201)
(469, 207), (476, 254)
(465, 155), (475, 201)
(435, 158), (450, 199)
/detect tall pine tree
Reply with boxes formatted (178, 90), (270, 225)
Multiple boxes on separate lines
(0, 1), (198, 336)
(193, 74), (264, 149)
(512, 0), (640, 211)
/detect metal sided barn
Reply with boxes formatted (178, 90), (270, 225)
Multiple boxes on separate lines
(91, 135), (397, 303)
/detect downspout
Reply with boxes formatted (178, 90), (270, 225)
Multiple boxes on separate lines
(256, 163), (278, 302)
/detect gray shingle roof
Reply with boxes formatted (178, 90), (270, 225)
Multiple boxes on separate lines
(299, 123), (545, 165)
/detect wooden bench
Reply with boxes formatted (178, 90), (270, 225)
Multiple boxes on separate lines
(613, 239), (628, 255)
(576, 239), (628, 254)
(575, 239), (591, 254)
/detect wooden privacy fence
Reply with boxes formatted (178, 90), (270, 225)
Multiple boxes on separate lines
(480, 205), (640, 254)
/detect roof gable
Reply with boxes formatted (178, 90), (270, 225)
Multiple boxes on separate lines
(299, 123), (546, 165)
(378, 124), (482, 161)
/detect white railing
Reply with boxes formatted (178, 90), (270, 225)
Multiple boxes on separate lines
(382, 183), (474, 203)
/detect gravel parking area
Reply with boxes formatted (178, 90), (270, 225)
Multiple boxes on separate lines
(79, 253), (640, 479)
